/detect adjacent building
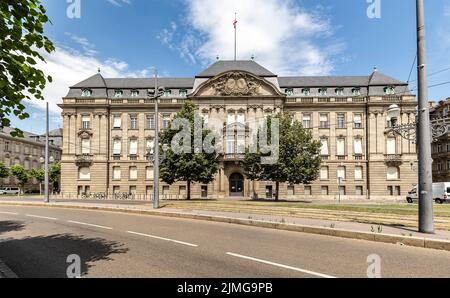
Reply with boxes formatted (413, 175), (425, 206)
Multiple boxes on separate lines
(59, 60), (418, 200)
(431, 98), (450, 182)
(0, 127), (62, 192)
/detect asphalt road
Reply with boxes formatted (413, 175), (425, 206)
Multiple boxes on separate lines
(0, 205), (450, 278)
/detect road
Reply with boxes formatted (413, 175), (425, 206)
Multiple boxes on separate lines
(0, 205), (450, 278)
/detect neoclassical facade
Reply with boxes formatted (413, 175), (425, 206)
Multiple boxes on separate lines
(59, 60), (418, 200)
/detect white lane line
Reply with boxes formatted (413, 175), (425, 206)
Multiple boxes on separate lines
(0, 212), (19, 215)
(26, 214), (58, 221)
(68, 220), (113, 230)
(226, 252), (336, 278)
(127, 231), (198, 247)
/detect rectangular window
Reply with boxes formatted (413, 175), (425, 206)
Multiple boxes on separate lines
(320, 167), (329, 180)
(337, 166), (346, 180)
(81, 138), (91, 154)
(146, 139), (154, 155)
(287, 185), (295, 196)
(237, 113), (245, 124)
(146, 167), (154, 180)
(339, 186), (346, 196)
(354, 114), (363, 129)
(178, 186), (187, 198)
(82, 116), (90, 130)
(320, 139), (329, 156)
(394, 186), (401, 196)
(129, 140), (138, 155)
(303, 114), (311, 129)
(321, 186), (329, 195)
(356, 186), (364, 196)
(337, 138), (346, 156)
(355, 166), (363, 180)
(227, 113), (236, 125)
(113, 116), (122, 129)
(129, 167), (138, 180)
(337, 114), (346, 129)
(304, 186), (312, 196)
(237, 131), (246, 154)
(113, 167), (121, 180)
(147, 115), (155, 130)
(201, 186), (208, 198)
(388, 186), (394, 196)
(387, 138), (396, 155)
(113, 139), (122, 155)
(129, 186), (137, 195)
(113, 186), (120, 194)
(163, 115), (171, 129)
(319, 114), (329, 129)
(163, 186), (170, 198)
(227, 134), (236, 154)
(354, 139), (363, 155)
(130, 115), (138, 130)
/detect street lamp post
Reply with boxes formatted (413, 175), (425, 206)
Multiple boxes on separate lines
(44, 102), (49, 203)
(148, 70), (165, 209)
(386, 1), (443, 234)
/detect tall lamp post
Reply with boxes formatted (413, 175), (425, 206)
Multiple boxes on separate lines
(147, 69), (165, 209)
(44, 102), (50, 203)
(386, 1), (448, 234)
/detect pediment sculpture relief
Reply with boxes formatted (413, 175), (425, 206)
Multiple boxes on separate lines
(211, 72), (261, 96)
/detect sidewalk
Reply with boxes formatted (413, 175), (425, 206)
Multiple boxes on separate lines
(1, 200), (450, 251)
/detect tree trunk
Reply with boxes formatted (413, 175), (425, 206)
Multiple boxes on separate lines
(275, 181), (280, 202)
(187, 180), (191, 200)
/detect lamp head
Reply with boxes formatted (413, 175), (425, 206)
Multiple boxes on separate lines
(387, 104), (401, 120)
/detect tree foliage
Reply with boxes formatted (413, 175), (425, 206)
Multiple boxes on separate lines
(49, 162), (61, 184)
(30, 168), (45, 182)
(0, 0), (55, 137)
(244, 112), (322, 201)
(0, 162), (9, 179)
(10, 165), (30, 193)
(160, 101), (220, 200)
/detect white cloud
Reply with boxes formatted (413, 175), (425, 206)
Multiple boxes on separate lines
(160, 0), (342, 76)
(31, 38), (150, 116)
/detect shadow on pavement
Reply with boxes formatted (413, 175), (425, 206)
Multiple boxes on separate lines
(0, 234), (129, 278)
(0, 221), (25, 235)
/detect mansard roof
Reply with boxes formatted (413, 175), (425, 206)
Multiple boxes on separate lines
(197, 60), (276, 78)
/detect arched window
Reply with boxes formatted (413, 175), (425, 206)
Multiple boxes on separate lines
(81, 89), (92, 97)
(387, 167), (399, 180)
(79, 167), (91, 180)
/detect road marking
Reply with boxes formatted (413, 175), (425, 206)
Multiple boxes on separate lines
(26, 214), (58, 221)
(226, 252), (336, 278)
(68, 220), (113, 230)
(127, 231), (198, 247)
(0, 212), (19, 215)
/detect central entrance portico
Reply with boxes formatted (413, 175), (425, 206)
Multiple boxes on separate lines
(229, 173), (244, 197)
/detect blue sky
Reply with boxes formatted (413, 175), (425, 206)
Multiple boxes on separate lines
(11, 0), (450, 134)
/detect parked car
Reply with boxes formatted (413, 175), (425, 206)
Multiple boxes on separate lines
(407, 183), (450, 204)
(0, 187), (20, 195)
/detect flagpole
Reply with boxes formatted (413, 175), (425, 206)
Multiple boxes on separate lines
(234, 13), (237, 61)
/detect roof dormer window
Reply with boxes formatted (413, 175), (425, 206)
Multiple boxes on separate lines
(285, 89), (294, 97)
(179, 89), (187, 98)
(81, 89), (92, 97)
(301, 88), (311, 96)
(164, 90), (172, 97)
(352, 88), (361, 96)
(319, 88), (327, 96)
(384, 86), (396, 95)
(131, 90), (139, 97)
(114, 90), (123, 98)
(335, 88), (344, 96)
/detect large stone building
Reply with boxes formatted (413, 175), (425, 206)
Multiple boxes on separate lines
(431, 98), (450, 182)
(59, 60), (418, 200)
(0, 127), (62, 192)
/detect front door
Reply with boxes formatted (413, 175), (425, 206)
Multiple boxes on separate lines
(229, 173), (244, 197)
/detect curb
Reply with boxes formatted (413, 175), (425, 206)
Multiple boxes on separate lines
(1, 201), (450, 252)
(0, 259), (18, 279)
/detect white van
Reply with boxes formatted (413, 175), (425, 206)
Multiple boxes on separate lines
(406, 183), (450, 204)
(0, 187), (20, 195)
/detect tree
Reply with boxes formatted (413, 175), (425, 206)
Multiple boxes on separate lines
(160, 101), (220, 200)
(49, 162), (61, 193)
(244, 112), (322, 201)
(0, 0), (55, 137)
(0, 163), (9, 180)
(10, 165), (30, 195)
(30, 168), (45, 194)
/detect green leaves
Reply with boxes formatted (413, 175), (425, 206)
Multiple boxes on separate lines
(0, 0), (55, 134)
(244, 112), (322, 200)
(10, 164), (31, 187)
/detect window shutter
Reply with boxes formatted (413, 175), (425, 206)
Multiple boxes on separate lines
(337, 139), (345, 156)
(130, 140), (138, 155)
(354, 139), (363, 155)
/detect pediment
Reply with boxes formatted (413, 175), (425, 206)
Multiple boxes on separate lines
(192, 71), (284, 97)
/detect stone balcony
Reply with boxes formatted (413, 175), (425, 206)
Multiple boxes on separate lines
(384, 154), (403, 166)
(75, 154), (94, 166)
